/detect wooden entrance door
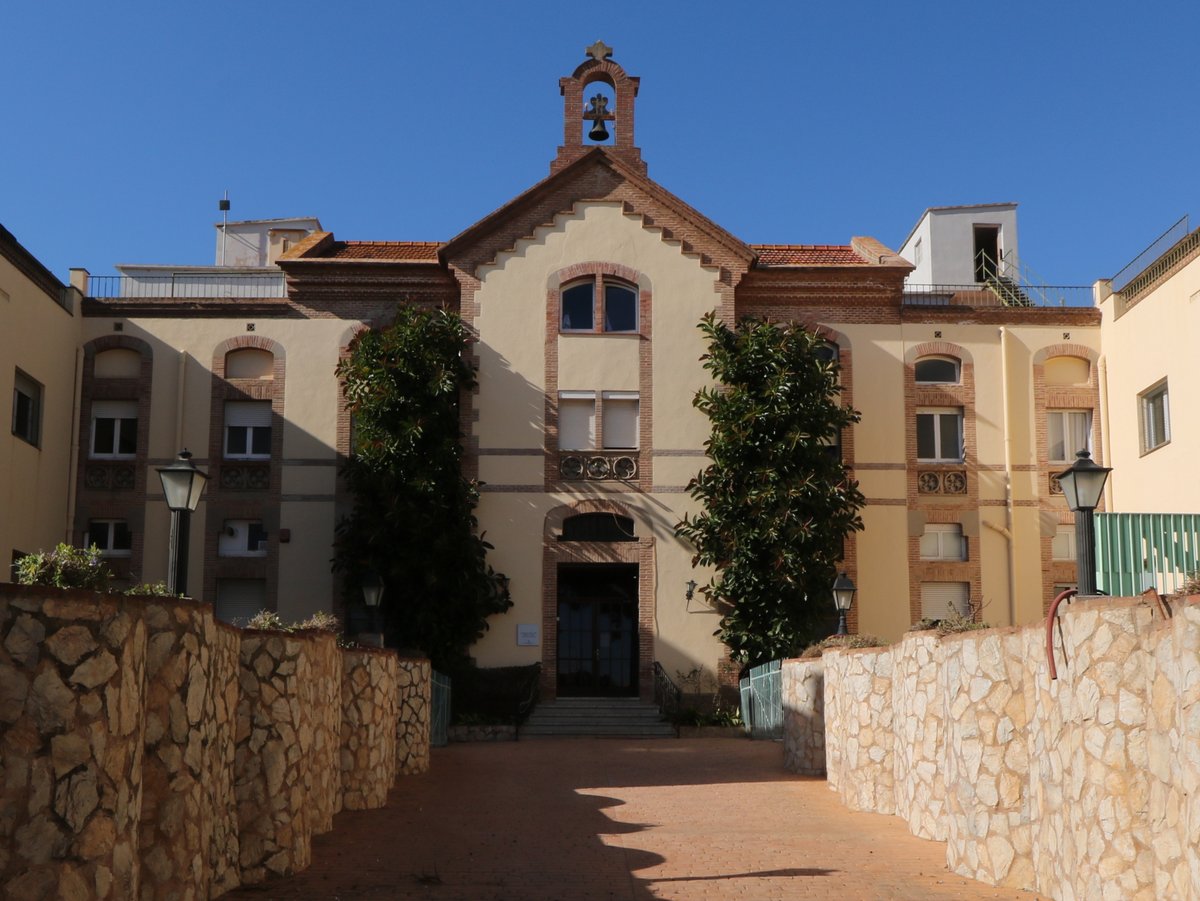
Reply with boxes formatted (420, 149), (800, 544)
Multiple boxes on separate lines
(556, 564), (638, 697)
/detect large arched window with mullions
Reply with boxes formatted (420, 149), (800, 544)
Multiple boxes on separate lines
(560, 277), (638, 333)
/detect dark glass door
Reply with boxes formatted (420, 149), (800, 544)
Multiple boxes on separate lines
(557, 564), (638, 696)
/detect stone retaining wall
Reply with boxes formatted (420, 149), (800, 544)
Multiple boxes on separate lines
(780, 657), (824, 775)
(0, 584), (432, 899)
(396, 657), (431, 775)
(784, 595), (1200, 900)
(340, 648), (398, 809)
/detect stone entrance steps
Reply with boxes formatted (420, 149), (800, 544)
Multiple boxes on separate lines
(522, 696), (675, 738)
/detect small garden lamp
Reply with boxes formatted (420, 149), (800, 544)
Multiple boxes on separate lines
(156, 449), (208, 597)
(832, 571), (856, 636)
(361, 568), (385, 635)
(1056, 449), (1112, 596)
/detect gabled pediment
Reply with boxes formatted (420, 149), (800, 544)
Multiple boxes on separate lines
(440, 148), (756, 286)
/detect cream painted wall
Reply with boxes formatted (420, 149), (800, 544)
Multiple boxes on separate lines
(469, 202), (725, 675)
(277, 501), (336, 621)
(1100, 256), (1200, 512)
(857, 506), (912, 639)
(0, 255), (80, 574)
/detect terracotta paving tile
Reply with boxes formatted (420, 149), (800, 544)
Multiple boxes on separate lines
(224, 739), (1044, 900)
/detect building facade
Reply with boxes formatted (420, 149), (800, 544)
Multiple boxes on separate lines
(3, 46), (1109, 696)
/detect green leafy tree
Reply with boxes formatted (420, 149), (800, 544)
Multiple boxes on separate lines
(677, 313), (865, 666)
(333, 307), (510, 667)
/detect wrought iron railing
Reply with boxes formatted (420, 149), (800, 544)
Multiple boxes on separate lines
(1112, 215), (1190, 293)
(86, 273), (287, 299)
(652, 662), (682, 720)
(902, 283), (1092, 309)
(1095, 513), (1200, 597)
(1116, 224), (1200, 305)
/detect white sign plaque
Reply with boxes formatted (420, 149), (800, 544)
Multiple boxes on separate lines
(516, 624), (540, 646)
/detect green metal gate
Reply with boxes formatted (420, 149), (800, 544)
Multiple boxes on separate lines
(431, 670), (451, 748)
(739, 659), (782, 740)
(1095, 513), (1200, 596)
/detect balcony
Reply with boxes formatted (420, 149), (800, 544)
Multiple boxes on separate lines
(85, 272), (287, 300)
(902, 283), (1093, 309)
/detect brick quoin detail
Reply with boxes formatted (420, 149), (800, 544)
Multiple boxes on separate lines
(74, 336), (155, 586)
(204, 336), (287, 611)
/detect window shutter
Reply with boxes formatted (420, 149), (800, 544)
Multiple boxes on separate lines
(601, 392), (639, 449)
(92, 400), (138, 421)
(225, 401), (272, 427)
(558, 393), (595, 450)
(920, 582), (969, 619)
(214, 579), (267, 624)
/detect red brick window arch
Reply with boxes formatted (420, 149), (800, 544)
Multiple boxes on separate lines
(560, 274), (639, 333)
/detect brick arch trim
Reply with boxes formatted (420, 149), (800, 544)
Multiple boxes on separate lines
(83, 333), (153, 363)
(211, 334), (286, 373)
(905, 341), (974, 366)
(1031, 343), (1099, 366)
(543, 497), (643, 539)
(550, 261), (647, 292)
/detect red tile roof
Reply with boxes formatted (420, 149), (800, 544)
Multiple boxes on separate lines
(752, 244), (866, 266)
(324, 241), (441, 262)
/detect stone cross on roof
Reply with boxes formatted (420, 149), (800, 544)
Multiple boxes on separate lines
(585, 40), (613, 62)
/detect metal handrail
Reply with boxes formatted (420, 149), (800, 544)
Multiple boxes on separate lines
(87, 273), (287, 299)
(1117, 225), (1200, 303)
(902, 283), (1092, 308)
(652, 662), (683, 719)
(1112, 215), (1189, 293)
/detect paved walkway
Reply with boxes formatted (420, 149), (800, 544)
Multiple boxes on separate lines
(226, 738), (1043, 900)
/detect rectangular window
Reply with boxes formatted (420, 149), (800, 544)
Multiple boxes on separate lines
(224, 401), (272, 459)
(1047, 410), (1091, 464)
(90, 400), (138, 458)
(1140, 382), (1170, 453)
(218, 520), (268, 557)
(12, 369), (42, 446)
(561, 282), (595, 331)
(558, 392), (596, 450)
(1052, 525), (1077, 561)
(87, 520), (132, 557)
(916, 408), (963, 462)
(920, 582), (970, 619)
(601, 392), (639, 449)
(920, 524), (966, 561)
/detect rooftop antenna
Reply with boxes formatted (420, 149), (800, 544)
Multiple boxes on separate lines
(218, 191), (231, 266)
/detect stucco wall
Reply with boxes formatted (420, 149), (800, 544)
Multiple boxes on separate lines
(787, 595), (1200, 899)
(0, 584), (431, 899)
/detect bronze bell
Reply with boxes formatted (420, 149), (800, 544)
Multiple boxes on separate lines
(588, 118), (610, 142)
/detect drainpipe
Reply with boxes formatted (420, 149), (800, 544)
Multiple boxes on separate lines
(996, 327), (1017, 626)
(1098, 354), (1113, 510)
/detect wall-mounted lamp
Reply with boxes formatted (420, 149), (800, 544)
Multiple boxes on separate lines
(685, 579), (698, 602)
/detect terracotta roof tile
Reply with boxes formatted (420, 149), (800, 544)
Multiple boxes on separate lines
(751, 244), (866, 266)
(324, 241), (441, 262)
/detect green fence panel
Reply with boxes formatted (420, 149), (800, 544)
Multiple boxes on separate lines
(431, 669), (451, 748)
(739, 659), (782, 740)
(1095, 513), (1200, 596)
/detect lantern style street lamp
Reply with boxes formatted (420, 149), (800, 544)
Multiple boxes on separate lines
(1056, 449), (1112, 596)
(361, 569), (385, 646)
(156, 449), (209, 597)
(832, 571), (857, 636)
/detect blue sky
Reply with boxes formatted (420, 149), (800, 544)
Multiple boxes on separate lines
(3, 0), (1198, 286)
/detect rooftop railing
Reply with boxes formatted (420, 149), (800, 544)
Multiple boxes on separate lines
(902, 283), (1093, 309)
(86, 273), (287, 299)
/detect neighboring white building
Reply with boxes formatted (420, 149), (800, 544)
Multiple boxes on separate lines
(899, 203), (1019, 286)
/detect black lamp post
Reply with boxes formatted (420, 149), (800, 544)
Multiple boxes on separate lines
(1056, 449), (1112, 596)
(361, 569), (385, 644)
(832, 571), (857, 636)
(156, 449), (209, 597)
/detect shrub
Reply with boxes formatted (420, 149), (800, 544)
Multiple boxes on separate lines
(1178, 572), (1200, 597)
(125, 581), (183, 598)
(242, 610), (288, 631)
(14, 544), (112, 591)
(799, 633), (885, 659)
(934, 611), (991, 636)
(295, 610), (341, 632)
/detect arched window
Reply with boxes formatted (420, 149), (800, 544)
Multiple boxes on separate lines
(560, 512), (637, 542)
(560, 277), (638, 333)
(225, 348), (274, 379)
(93, 348), (141, 379)
(915, 356), (961, 384)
